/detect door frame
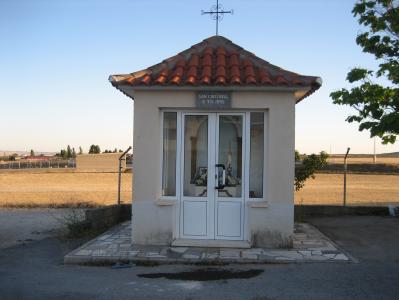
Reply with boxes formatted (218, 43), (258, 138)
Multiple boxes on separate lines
(178, 112), (246, 241)
(159, 110), (268, 244)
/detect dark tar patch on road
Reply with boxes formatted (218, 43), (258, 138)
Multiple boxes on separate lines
(137, 268), (263, 281)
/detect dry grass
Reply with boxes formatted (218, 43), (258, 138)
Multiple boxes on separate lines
(0, 172), (132, 207)
(295, 173), (399, 206)
(328, 156), (399, 165)
(1, 170), (398, 208)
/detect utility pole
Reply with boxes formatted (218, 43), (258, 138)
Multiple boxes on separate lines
(343, 147), (350, 206)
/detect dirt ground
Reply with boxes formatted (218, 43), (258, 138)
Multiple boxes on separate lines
(0, 172), (132, 207)
(295, 173), (399, 205)
(0, 208), (83, 249)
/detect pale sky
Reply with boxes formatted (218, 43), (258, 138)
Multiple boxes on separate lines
(0, 0), (398, 155)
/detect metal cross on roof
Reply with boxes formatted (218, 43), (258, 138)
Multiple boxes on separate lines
(201, 0), (233, 36)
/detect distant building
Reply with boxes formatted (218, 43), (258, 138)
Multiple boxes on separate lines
(76, 153), (126, 172)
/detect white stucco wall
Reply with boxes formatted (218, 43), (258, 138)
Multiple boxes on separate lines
(128, 89), (296, 248)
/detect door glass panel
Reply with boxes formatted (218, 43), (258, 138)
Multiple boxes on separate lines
(183, 115), (208, 197)
(249, 112), (264, 198)
(218, 115), (242, 197)
(162, 112), (177, 196)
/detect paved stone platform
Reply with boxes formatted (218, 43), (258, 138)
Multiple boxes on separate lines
(64, 221), (352, 264)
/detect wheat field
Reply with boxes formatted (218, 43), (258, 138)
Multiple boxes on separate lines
(295, 173), (399, 205)
(0, 172), (132, 207)
(0, 171), (398, 207)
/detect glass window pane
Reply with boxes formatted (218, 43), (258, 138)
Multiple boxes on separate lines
(162, 112), (177, 196)
(249, 112), (264, 198)
(183, 115), (208, 197)
(218, 115), (243, 198)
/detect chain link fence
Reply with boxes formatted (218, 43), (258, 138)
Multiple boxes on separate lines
(117, 151), (133, 205)
(0, 152), (133, 207)
(0, 159), (76, 170)
(295, 157), (399, 206)
(118, 169), (133, 205)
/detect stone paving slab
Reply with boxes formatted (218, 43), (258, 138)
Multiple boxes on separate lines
(64, 221), (353, 265)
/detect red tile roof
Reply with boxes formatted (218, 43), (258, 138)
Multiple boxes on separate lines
(109, 36), (321, 102)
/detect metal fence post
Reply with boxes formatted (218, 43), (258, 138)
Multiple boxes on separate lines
(118, 146), (132, 205)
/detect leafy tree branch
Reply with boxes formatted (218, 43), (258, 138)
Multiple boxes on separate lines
(330, 0), (399, 144)
(295, 151), (329, 191)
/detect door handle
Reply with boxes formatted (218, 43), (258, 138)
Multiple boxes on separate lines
(215, 164), (226, 189)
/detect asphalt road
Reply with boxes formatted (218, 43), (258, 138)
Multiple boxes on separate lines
(0, 216), (398, 300)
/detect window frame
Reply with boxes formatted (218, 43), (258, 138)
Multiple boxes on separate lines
(244, 111), (267, 202)
(159, 110), (181, 201)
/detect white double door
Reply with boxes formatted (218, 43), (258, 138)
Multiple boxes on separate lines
(179, 112), (245, 241)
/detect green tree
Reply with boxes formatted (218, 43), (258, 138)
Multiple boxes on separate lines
(72, 148), (76, 158)
(89, 145), (95, 154)
(89, 145), (101, 154)
(79, 146), (83, 155)
(295, 151), (329, 191)
(295, 150), (301, 162)
(330, 0), (399, 144)
(30, 149), (35, 156)
(60, 149), (67, 159)
(66, 145), (72, 158)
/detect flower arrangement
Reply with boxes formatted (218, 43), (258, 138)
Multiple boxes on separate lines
(193, 167), (207, 186)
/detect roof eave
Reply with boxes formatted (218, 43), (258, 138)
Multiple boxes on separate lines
(109, 76), (135, 101)
(295, 77), (322, 103)
(109, 76), (322, 103)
